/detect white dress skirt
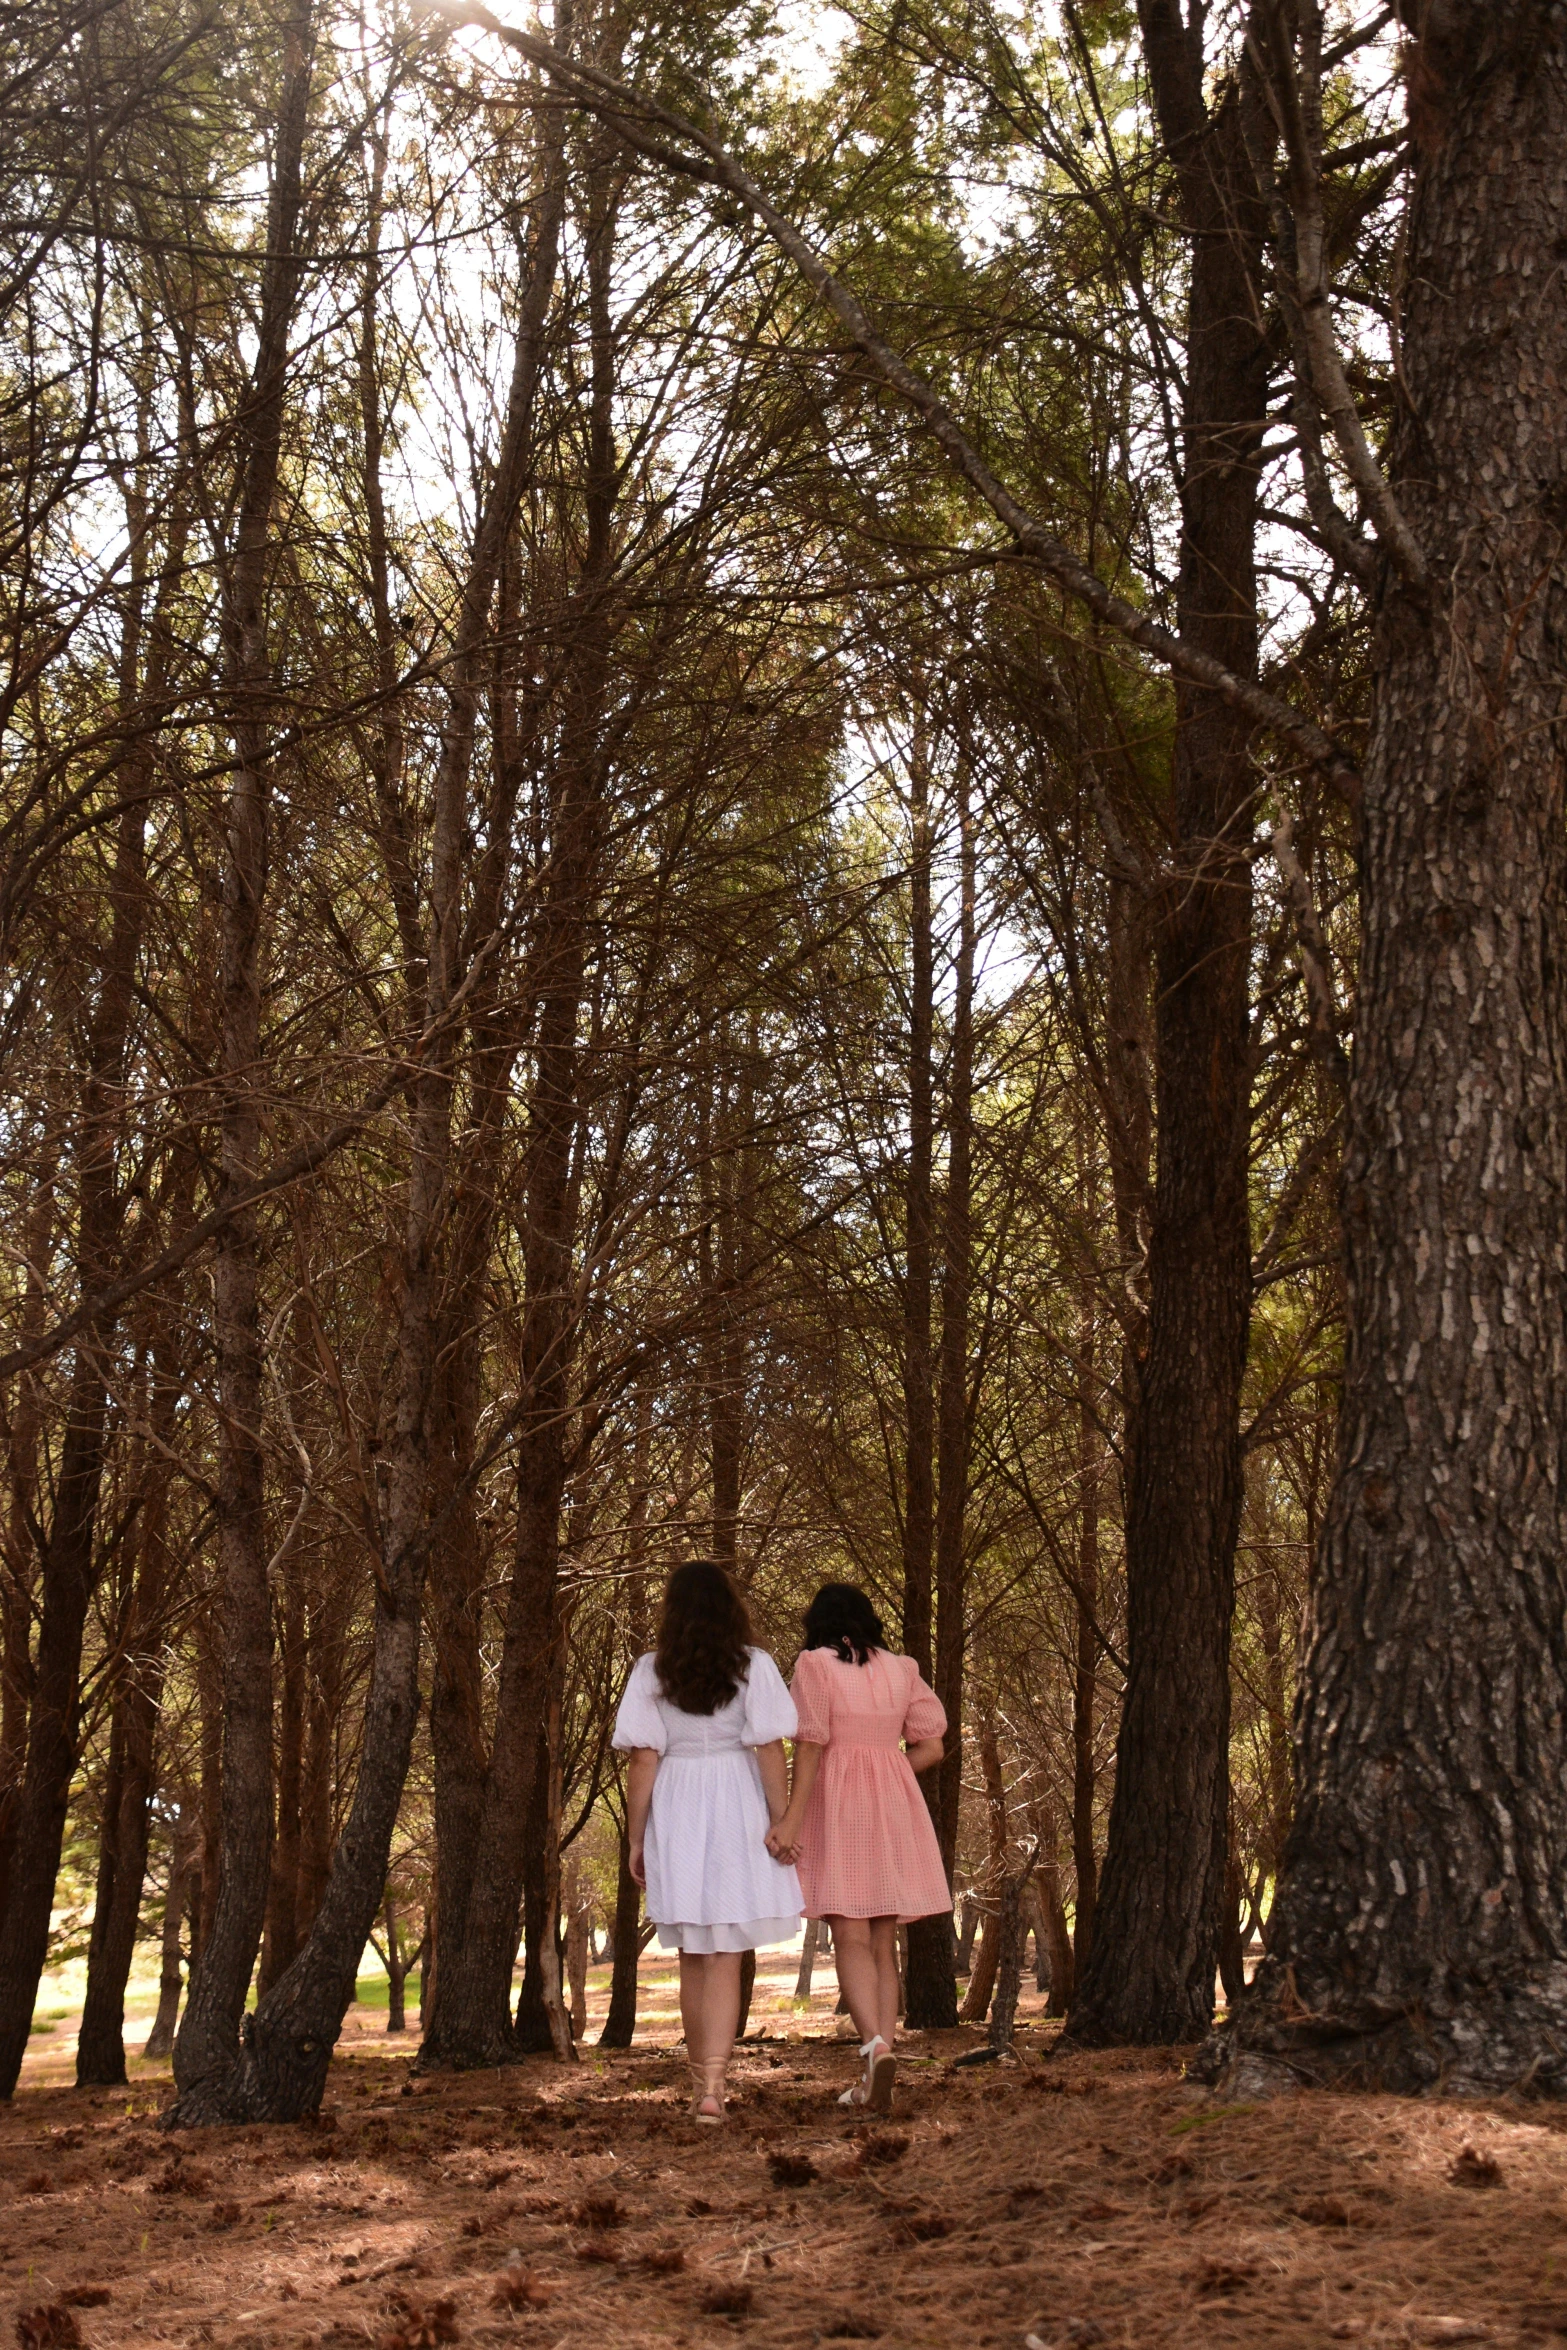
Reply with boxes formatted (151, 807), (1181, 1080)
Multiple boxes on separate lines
(612, 1646), (804, 1953)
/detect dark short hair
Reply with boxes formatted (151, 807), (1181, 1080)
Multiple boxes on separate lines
(802, 1582), (885, 1666)
(653, 1559), (752, 1715)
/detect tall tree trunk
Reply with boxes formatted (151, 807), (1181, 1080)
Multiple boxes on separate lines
(143, 1806), (198, 2062)
(173, 0), (317, 2096)
(294, 1581), (344, 1943)
(1072, 1214), (1101, 1973)
(164, 27), (564, 2134)
(902, 729), (956, 2030)
(0, 1187), (52, 1928)
(77, 1377), (178, 2086)
(1210, 3), (1567, 2098)
(1038, 1859), (1074, 2019)
(0, 459), (180, 2097)
(931, 761), (975, 1875)
(596, 1823), (641, 2049)
(793, 1916), (819, 2001)
(420, 145), (612, 2074)
(960, 1716), (1007, 2024)
(259, 1571), (306, 1996)
(596, 1393), (651, 2051)
(1066, 23), (1267, 2046)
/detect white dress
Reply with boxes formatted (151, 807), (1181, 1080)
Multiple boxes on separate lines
(612, 1646), (804, 1953)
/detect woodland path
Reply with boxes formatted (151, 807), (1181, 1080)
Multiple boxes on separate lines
(0, 2027), (1558, 2350)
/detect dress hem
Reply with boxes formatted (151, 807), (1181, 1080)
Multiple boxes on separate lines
(653, 1914), (801, 1953)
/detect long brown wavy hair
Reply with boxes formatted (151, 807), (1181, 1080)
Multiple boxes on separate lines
(653, 1559), (752, 1715)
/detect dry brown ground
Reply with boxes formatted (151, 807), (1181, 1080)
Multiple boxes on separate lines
(5, 2019), (1567, 2350)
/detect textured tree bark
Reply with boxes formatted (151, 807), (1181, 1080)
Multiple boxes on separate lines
(173, 0), (316, 2097)
(1066, 13), (1267, 2045)
(1204, 3), (1567, 2099)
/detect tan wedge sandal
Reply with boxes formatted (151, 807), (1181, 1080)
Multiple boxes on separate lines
(689, 2055), (728, 2125)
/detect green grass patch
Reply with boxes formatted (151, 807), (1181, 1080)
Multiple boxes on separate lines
(1168, 2102), (1259, 2135)
(354, 1972), (390, 2008)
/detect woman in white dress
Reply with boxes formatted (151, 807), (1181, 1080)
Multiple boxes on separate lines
(614, 1559), (802, 2122)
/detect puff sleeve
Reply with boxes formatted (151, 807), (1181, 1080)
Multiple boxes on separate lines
(741, 1647), (798, 1746)
(901, 1658), (947, 1743)
(789, 1646), (833, 1744)
(611, 1653), (667, 1753)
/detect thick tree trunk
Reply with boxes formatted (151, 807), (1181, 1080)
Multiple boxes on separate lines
(1206, 5), (1567, 2099)
(793, 1917), (819, 2001)
(1066, 38), (1266, 2046)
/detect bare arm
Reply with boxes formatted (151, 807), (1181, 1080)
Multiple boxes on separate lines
(753, 1738), (789, 1826)
(625, 1747), (659, 1887)
(904, 1736), (944, 1775)
(766, 1738), (824, 1859)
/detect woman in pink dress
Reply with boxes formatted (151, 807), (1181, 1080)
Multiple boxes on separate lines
(767, 1583), (947, 2113)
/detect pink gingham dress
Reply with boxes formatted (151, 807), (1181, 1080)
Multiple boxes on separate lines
(789, 1646), (950, 1922)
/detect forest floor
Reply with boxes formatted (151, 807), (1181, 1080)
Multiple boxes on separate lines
(5, 1970), (1567, 2350)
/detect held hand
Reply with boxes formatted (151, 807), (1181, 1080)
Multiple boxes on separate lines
(629, 1839), (647, 1889)
(766, 1814), (800, 1863)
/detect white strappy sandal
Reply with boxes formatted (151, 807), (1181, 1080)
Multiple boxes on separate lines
(838, 2035), (896, 2112)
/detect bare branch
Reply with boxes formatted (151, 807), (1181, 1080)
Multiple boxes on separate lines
(1251, 0), (1429, 595)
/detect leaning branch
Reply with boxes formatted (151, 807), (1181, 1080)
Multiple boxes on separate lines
(436, 0), (1364, 810)
(1250, 0), (1428, 596)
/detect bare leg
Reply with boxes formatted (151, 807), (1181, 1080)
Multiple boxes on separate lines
(828, 1914), (900, 2103)
(679, 1950), (742, 2119)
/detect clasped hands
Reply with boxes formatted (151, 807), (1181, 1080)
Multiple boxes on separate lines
(765, 1814), (802, 1864)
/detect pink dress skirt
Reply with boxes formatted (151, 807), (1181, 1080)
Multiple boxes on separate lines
(789, 1646), (951, 1922)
